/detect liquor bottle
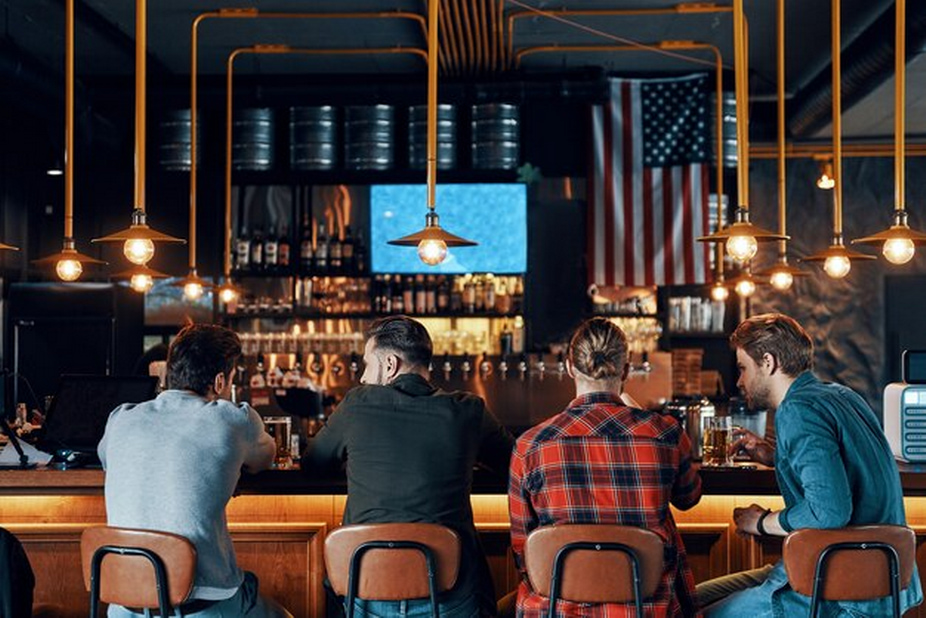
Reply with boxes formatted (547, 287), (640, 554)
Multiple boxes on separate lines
(496, 278), (512, 314)
(475, 276), (486, 313)
(342, 225), (355, 271)
(382, 274), (393, 313)
(512, 277), (525, 314)
(485, 275), (496, 313)
(414, 275), (427, 315)
(425, 275), (437, 314)
(450, 277), (463, 313)
(329, 223), (343, 271)
(463, 276), (476, 315)
(392, 275), (405, 314)
(315, 223), (329, 272)
(235, 228), (251, 270)
(264, 226), (279, 269)
(278, 224), (291, 268)
(403, 275), (414, 314)
(436, 276), (450, 313)
(250, 227), (264, 270)
(300, 213), (314, 271)
(499, 324), (514, 356)
(354, 230), (366, 274)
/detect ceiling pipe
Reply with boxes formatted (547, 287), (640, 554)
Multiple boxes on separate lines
(788, 0), (926, 137)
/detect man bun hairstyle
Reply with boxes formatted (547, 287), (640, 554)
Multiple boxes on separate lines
(367, 315), (433, 369)
(730, 312), (814, 377)
(568, 317), (629, 381)
(166, 323), (242, 396)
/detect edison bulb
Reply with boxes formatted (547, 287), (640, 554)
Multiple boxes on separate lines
(726, 235), (758, 262)
(823, 255), (851, 279)
(735, 278), (756, 297)
(710, 282), (729, 302)
(220, 287), (238, 303)
(130, 273), (154, 293)
(769, 270), (794, 291)
(417, 238), (448, 266)
(124, 238), (155, 265)
(55, 258), (83, 282)
(883, 238), (915, 265)
(816, 174), (835, 190)
(183, 281), (204, 301)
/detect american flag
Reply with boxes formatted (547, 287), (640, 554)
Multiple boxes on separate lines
(589, 74), (712, 287)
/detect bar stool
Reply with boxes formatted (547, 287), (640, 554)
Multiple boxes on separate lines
(782, 525), (916, 618)
(80, 526), (197, 617)
(324, 523), (461, 618)
(523, 524), (665, 618)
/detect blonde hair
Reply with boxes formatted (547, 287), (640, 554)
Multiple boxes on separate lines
(568, 318), (629, 381)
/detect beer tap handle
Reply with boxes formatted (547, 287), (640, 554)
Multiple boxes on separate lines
(348, 352), (360, 381)
(479, 351), (493, 377)
(498, 355), (509, 380)
(461, 354), (472, 378)
(518, 353), (528, 381)
(442, 352), (452, 381)
(556, 351), (566, 380)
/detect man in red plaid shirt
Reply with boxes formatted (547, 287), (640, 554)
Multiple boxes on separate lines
(508, 318), (702, 617)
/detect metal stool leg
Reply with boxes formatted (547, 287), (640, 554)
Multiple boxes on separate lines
(345, 540), (441, 618)
(809, 541), (902, 618)
(89, 546), (172, 618)
(547, 541), (644, 618)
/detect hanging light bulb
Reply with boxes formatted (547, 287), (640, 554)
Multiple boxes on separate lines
(816, 160), (835, 190)
(124, 237), (156, 265)
(220, 286), (238, 304)
(55, 258), (83, 282)
(417, 238), (448, 266)
(183, 281), (204, 300)
(130, 273), (154, 293)
(735, 278), (756, 297)
(769, 269), (794, 291)
(882, 237), (916, 264)
(726, 234), (758, 262)
(710, 281), (729, 301)
(823, 254), (851, 279)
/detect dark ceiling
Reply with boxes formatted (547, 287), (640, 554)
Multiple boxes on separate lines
(0, 0), (924, 140)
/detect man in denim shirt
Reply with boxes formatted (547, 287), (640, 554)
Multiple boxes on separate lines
(700, 313), (923, 617)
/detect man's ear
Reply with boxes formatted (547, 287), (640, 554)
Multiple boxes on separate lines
(621, 362), (630, 384)
(565, 358), (576, 379)
(763, 353), (779, 375)
(213, 372), (226, 396)
(384, 353), (401, 379)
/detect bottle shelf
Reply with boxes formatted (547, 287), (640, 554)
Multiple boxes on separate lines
(223, 311), (524, 321)
(232, 267), (369, 279)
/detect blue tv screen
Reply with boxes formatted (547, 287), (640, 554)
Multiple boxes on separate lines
(370, 183), (528, 274)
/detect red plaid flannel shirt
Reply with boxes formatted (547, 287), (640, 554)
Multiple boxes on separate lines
(508, 392), (702, 617)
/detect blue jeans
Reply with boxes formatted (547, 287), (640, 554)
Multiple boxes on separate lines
(349, 593), (480, 618)
(107, 572), (291, 618)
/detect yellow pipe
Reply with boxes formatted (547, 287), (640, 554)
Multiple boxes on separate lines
(733, 0), (748, 209)
(496, 0), (505, 71)
(750, 143), (926, 159)
(223, 45), (428, 278)
(440, 0), (461, 76)
(428, 0), (439, 211)
(135, 0), (146, 213)
(450, 0), (469, 77)
(895, 0), (905, 211)
(65, 0), (74, 239)
(507, 3), (733, 68)
(459, 0), (477, 75)
(832, 0), (842, 236)
(777, 0), (786, 256)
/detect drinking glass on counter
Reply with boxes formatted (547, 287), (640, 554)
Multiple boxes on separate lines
(702, 416), (732, 467)
(263, 416), (293, 468)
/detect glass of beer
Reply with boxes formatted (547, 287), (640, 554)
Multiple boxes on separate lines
(702, 416), (732, 467)
(263, 416), (292, 468)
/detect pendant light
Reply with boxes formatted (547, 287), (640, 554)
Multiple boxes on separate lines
(92, 0), (184, 266)
(698, 0), (787, 262)
(33, 0), (106, 281)
(851, 0), (926, 263)
(112, 264), (171, 294)
(756, 0), (807, 291)
(387, 0), (476, 264)
(802, 0), (875, 277)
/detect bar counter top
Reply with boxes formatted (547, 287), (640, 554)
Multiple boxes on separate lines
(5, 462), (926, 496)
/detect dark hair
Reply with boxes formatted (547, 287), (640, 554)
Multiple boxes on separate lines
(367, 315), (432, 369)
(568, 317), (628, 381)
(166, 324), (242, 396)
(730, 313), (813, 377)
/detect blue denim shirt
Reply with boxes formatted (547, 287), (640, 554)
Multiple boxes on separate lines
(771, 372), (923, 615)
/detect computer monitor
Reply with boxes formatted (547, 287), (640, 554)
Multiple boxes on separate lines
(40, 375), (158, 455)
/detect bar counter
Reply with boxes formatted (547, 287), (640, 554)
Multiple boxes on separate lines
(3, 465), (926, 617)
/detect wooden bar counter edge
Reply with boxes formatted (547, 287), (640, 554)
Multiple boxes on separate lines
(3, 464), (926, 617)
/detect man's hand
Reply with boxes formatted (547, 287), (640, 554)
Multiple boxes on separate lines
(733, 504), (768, 537)
(730, 427), (775, 466)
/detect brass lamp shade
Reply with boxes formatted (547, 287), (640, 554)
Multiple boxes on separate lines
(697, 208), (789, 243)
(801, 237), (877, 263)
(754, 256), (809, 278)
(91, 209), (185, 244)
(32, 238), (106, 266)
(110, 264), (171, 280)
(215, 280), (245, 296)
(851, 212), (926, 245)
(387, 212), (477, 247)
(0, 242), (20, 251)
(169, 270), (214, 289)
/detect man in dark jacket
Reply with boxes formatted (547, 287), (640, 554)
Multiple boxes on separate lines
(303, 315), (513, 617)
(0, 526), (34, 618)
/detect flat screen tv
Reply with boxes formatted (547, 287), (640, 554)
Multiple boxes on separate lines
(370, 183), (527, 274)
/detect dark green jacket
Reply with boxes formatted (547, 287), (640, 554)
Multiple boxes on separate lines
(303, 373), (514, 613)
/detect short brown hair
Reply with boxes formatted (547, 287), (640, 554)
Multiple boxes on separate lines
(367, 315), (432, 369)
(166, 323), (242, 396)
(568, 317), (629, 381)
(730, 313), (813, 377)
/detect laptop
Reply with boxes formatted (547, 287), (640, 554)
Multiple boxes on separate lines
(39, 375), (158, 464)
